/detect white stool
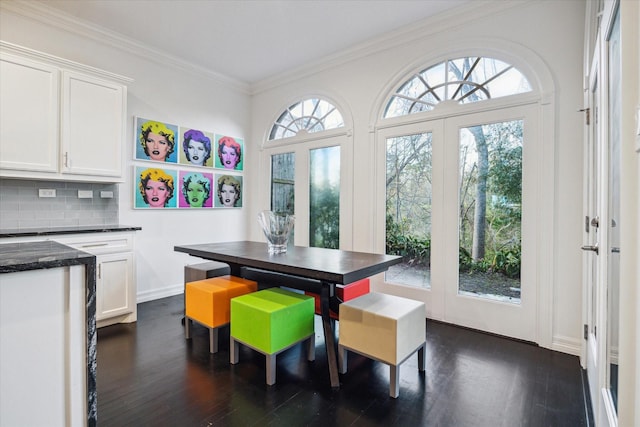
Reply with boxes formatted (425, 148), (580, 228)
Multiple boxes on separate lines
(338, 292), (426, 398)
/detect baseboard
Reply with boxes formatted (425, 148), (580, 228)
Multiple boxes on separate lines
(551, 334), (582, 356)
(137, 284), (183, 303)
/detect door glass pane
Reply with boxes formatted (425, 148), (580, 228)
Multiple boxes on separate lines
(309, 146), (340, 249)
(271, 153), (296, 244)
(458, 121), (522, 303)
(384, 133), (432, 288)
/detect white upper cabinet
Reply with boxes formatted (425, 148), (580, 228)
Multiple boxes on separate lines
(0, 42), (132, 182)
(0, 52), (59, 173)
(61, 71), (125, 177)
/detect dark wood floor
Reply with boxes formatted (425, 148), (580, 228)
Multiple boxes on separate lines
(97, 295), (592, 426)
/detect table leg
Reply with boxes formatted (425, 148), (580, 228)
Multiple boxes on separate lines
(320, 282), (340, 388)
(229, 263), (242, 277)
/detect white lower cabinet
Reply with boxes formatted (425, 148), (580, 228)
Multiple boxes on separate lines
(1, 230), (138, 330)
(54, 232), (137, 328)
(95, 251), (135, 325)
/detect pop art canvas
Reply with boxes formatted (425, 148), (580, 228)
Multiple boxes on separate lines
(178, 128), (215, 168)
(134, 117), (179, 164)
(214, 174), (243, 208)
(134, 166), (178, 209)
(178, 170), (214, 208)
(214, 135), (244, 171)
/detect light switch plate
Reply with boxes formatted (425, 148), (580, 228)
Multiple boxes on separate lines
(100, 191), (114, 198)
(78, 190), (93, 199)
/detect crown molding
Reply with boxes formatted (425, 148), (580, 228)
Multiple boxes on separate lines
(250, 0), (528, 95)
(0, 1), (251, 94)
(0, 40), (134, 84)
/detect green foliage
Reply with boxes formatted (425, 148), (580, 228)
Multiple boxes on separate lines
(310, 184), (339, 249)
(388, 215), (520, 279)
(458, 245), (521, 278)
(385, 215), (430, 266)
(490, 246), (521, 278)
(489, 145), (522, 205)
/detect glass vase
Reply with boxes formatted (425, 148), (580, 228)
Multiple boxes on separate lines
(257, 210), (295, 254)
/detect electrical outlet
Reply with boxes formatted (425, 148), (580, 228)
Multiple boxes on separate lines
(38, 189), (56, 198)
(100, 191), (114, 199)
(78, 190), (93, 199)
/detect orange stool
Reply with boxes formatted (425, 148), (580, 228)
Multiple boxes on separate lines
(185, 275), (257, 353)
(306, 278), (370, 320)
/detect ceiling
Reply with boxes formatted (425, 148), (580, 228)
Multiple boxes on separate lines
(31, 0), (472, 85)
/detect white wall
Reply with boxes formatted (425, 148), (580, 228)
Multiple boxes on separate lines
(248, 0), (586, 352)
(0, 6), (252, 301)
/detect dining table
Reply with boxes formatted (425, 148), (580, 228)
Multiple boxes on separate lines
(174, 240), (403, 388)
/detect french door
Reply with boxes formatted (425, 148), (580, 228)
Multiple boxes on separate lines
(261, 135), (353, 250)
(583, 2), (621, 425)
(376, 104), (539, 342)
(583, 56), (602, 415)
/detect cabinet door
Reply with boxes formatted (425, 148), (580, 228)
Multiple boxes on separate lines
(61, 71), (125, 178)
(0, 53), (59, 173)
(97, 252), (134, 321)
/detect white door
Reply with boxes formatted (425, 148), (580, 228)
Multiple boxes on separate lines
(583, 56), (602, 409)
(261, 134), (353, 250)
(377, 104), (539, 341)
(374, 119), (444, 317)
(583, 2), (621, 425)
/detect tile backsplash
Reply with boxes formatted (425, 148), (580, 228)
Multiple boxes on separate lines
(0, 179), (119, 229)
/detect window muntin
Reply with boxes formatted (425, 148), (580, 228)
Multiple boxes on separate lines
(269, 98), (344, 140)
(384, 57), (531, 118)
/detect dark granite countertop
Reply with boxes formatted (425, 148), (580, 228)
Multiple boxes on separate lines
(0, 224), (142, 238)
(0, 240), (96, 273)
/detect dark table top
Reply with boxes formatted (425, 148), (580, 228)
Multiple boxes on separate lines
(0, 240), (96, 274)
(175, 241), (402, 284)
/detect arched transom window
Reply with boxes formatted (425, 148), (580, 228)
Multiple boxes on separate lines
(384, 57), (531, 118)
(269, 98), (344, 140)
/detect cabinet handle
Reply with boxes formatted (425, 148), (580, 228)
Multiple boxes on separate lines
(81, 243), (109, 248)
(64, 152), (69, 167)
(98, 264), (101, 279)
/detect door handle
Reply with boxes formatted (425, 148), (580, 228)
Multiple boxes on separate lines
(581, 243), (599, 255)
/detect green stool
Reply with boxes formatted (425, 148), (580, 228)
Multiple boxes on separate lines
(230, 288), (315, 385)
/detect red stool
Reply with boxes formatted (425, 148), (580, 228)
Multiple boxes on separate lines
(306, 278), (370, 319)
